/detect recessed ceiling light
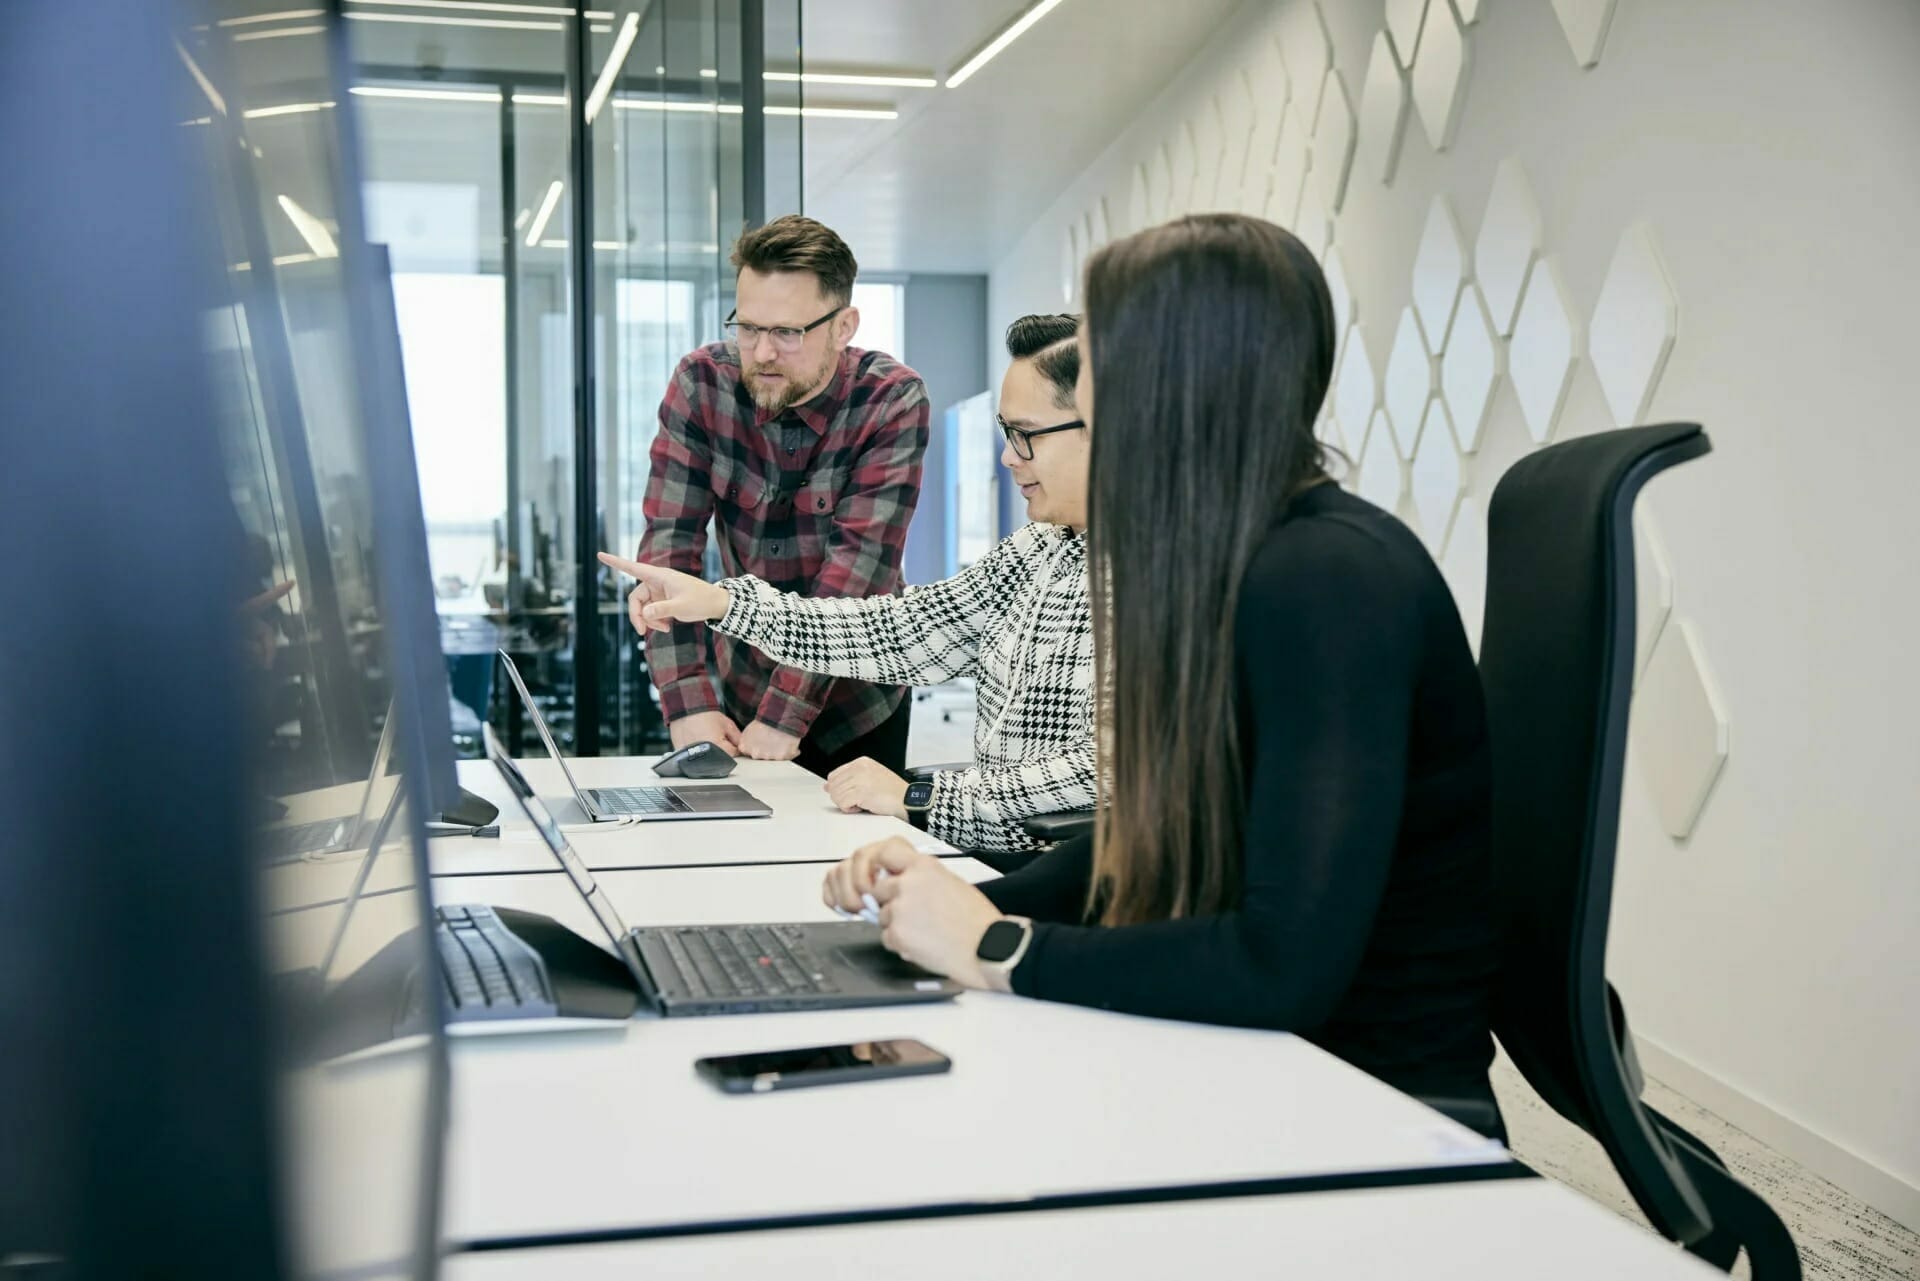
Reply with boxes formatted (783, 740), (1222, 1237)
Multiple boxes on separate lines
(946, 0), (1069, 89)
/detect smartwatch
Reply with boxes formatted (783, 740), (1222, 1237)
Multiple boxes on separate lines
(903, 779), (934, 831)
(975, 916), (1033, 975)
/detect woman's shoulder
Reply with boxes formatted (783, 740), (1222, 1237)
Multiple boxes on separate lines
(1240, 486), (1444, 624)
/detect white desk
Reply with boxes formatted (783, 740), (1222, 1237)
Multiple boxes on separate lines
(441, 1178), (1721, 1280)
(429, 756), (959, 879)
(433, 865), (1512, 1249)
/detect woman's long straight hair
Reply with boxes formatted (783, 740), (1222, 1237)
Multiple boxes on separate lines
(1083, 214), (1338, 926)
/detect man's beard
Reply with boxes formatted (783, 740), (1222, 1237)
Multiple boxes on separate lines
(746, 349), (835, 416)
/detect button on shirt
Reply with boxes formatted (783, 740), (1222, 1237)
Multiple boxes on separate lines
(638, 342), (931, 752)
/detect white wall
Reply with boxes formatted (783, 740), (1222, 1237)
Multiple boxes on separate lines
(988, 0), (1920, 1227)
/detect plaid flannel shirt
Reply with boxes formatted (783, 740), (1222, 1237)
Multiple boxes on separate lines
(638, 342), (929, 753)
(716, 523), (1094, 852)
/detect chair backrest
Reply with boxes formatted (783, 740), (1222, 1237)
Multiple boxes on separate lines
(1479, 423), (1716, 1245)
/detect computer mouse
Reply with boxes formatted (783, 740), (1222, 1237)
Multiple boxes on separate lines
(652, 740), (737, 779)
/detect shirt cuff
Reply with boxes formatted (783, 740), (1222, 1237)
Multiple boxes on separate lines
(713, 576), (761, 639)
(755, 679), (823, 740)
(657, 673), (722, 722)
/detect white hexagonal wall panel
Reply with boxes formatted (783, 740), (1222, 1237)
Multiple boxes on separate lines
(1080, 209), (1096, 258)
(1148, 142), (1173, 221)
(1410, 401), (1465, 552)
(1279, 3), (1332, 108)
(1386, 0), (1429, 67)
(1551, 0), (1618, 68)
(1358, 409), (1404, 512)
(1474, 157), (1543, 335)
(1269, 102), (1313, 228)
(1631, 620), (1729, 840)
(1324, 245), (1356, 336)
(1383, 306), (1435, 457)
(1412, 195), (1466, 353)
(1357, 31), (1410, 186)
(1411, 0), (1470, 152)
(1591, 221), (1678, 428)
(1316, 406), (1348, 458)
(1127, 163), (1150, 233)
(1441, 282), (1504, 453)
(1090, 197), (1111, 251)
(1332, 323), (1378, 446)
(1294, 186), (1332, 262)
(1217, 68), (1258, 210)
(1457, 0), (1482, 24)
(1166, 126), (1196, 217)
(1633, 508), (1674, 684)
(1441, 494), (1487, 654)
(1509, 255), (1579, 444)
(1061, 224), (1078, 304)
(1192, 97), (1226, 211)
(1312, 70), (1357, 212)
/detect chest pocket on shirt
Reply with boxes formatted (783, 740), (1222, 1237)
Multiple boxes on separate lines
(797, 467), (843, 525)
(708, 455), (765, 516)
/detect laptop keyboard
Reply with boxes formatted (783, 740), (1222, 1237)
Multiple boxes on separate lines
(435, 904), (554, 1015)
(260, 817), (349, 862)
(652, 925), (839, 1000)
(587, 786), (688, 817)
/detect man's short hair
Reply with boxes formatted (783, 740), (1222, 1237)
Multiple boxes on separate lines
(729, 215), (858, 307)
(1005, 314), (1080, 410)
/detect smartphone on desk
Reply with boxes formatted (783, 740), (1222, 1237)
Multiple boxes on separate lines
(695, 1039), (951, 1094)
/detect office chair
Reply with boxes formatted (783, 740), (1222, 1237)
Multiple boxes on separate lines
(1478, 423), (1799, 1279)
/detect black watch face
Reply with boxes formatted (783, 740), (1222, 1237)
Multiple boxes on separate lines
(977, 919), (1025, 963)
(905, 781), (934, 808)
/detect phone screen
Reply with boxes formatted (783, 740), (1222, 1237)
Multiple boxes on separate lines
(696, 1039), (949, 1090)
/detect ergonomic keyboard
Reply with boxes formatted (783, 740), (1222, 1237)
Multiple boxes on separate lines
(434, 904), (559, 1020)
(585, 786), (686, 817)
(651, 925), (839, 1000)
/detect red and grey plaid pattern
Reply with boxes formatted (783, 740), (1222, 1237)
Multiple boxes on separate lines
(637, 342), (929, 753)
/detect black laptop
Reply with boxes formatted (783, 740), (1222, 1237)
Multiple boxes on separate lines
(482, 725), (959, 1016)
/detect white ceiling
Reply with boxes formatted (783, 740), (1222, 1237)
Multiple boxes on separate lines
(800, 0), (1244, 274)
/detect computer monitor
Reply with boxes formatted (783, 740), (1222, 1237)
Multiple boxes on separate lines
(184, 2), (455, 1276)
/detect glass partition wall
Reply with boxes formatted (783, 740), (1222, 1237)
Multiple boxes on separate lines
(347, 0), (802, 756)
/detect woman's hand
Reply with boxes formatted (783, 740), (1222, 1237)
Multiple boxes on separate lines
(822, 838), (1009, 991)
(597, 552), (730, 635)
(823, 757), (909, 819)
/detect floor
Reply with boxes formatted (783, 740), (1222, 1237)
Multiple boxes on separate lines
(1493, 1054), (1918, 1280)
(908, 683), (1919, 1279)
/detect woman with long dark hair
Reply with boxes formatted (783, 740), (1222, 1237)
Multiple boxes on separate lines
(822, 213), (1501, 1121)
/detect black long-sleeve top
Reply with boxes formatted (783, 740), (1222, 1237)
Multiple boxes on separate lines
(981, 483), (1499, 1102)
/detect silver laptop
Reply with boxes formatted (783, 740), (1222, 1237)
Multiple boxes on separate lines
(495, 649), (771, 823)
(484, 725), (958, 1016)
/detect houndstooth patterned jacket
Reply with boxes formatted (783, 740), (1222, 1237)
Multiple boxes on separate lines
(715, 522), (1094, 852)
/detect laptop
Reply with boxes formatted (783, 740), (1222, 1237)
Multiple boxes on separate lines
(480, 723), (960, 1016)
(495, 649), (772, 823)
(258, 709), (399, 863)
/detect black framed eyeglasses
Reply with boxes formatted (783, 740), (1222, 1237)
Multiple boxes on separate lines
(998, 416), (1085, 461)
(724, 306), (843, 353)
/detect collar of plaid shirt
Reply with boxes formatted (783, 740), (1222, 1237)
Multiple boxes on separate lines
(750, 346), (855, 434)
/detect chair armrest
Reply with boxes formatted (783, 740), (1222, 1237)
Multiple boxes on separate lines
(1021, 810), (1095, 843)
(904, 761), (971, 783)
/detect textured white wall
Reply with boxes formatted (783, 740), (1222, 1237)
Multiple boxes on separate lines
(987, 0), (1920, 1226)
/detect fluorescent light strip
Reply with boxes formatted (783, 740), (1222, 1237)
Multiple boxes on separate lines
(697, 67), (937, 88)
(233, 24), (326, 41)
(767, 104), (898, 120)
(175, 40), (227, 116)
(525, 179), (563, 247)
(512, 92), (569, 106)
(217, 8), (323, 26)
(346, 0), (611, 16)
(343, 12), (561, 32)
(535, 240), (628, 250)
(351, 85), (504, 103)
(583, 10), (640, 124)
(513, 208), (532, 231)
(243, 100), (336, 119)
(946, 0), (1068, 88)
(277, 195), (340, 258)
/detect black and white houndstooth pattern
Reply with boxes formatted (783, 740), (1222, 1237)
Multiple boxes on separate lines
(716, 522), (1094, 852)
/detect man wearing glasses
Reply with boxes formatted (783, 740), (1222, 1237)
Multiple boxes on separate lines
(631, 215), (930, 775)
(605, 314), (1094, 852)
